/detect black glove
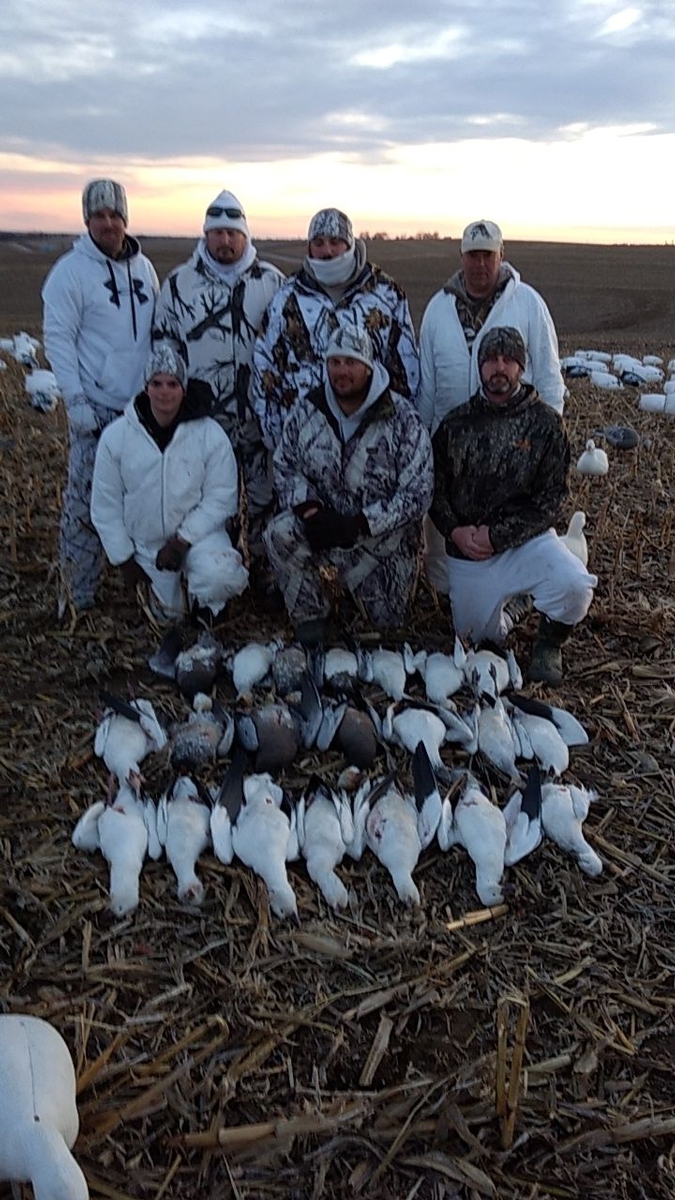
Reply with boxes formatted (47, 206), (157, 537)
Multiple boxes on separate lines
(119, 557), (151, 592)
(303, 508), (366, 552)
(156, 536), (190, 571)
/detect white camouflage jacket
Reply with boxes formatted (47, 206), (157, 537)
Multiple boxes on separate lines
(253, 252), (420, 449)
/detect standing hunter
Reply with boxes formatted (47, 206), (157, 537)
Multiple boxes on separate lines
(42, 179), (159, 616)
(152, 189), (284, 599)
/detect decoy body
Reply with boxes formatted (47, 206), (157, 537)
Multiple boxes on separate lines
(72, 778), (160, 916)
(541, 782), (603, 875)
(561, 511), (588, 566)
(576, 439), (609, 476)
(157, 776), (212, 904)
(0, 1014), (88, 1200)
(438, 771), (508, 906)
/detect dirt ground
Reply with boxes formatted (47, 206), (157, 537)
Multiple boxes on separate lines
(1, 237), (675, 1200)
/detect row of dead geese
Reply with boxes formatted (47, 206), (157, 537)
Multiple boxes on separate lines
(73, 636), (601, 919)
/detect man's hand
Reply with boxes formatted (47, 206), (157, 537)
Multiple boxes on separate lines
(450, 524), (494, 561)
(67, 399), (99, 436)
(303, 508), (366, 552)
(156, 536), (190, 571)
(120, 557), (151, 592)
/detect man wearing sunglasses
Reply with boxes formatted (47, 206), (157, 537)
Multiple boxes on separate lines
(251, 208), (419, 451)
(153, 189), (284, 600)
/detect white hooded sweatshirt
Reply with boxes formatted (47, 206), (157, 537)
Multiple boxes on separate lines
(42, 233), (159, 414)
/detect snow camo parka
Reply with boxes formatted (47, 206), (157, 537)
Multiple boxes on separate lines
(252, 261), (420, 448)
(273, 382), (433, 542)
(153, 242), (284, 430)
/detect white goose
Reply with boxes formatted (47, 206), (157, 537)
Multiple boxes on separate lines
(94, 691), (166, 787)
(295, 776), (354, 910)
(157, 776), (212, 904)
(576, 440), (608, 476)
(72, 776), (160, 917)
(437, 771), (507, 906)
(0, 1014), (88, 1200)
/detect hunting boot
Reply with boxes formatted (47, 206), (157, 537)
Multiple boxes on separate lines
(527, 615), (574, 686)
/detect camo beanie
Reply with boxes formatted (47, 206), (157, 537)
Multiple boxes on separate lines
(82, 179), (128, 225)
(308, 208), (354, 247)
(145, 344), (187, 388)
(477, 326), (527, 371)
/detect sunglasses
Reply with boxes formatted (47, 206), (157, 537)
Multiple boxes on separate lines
(206, 205), (245, 220)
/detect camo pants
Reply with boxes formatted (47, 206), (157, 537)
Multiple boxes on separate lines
(60, 409), (119, 611)
(215, 412), (273, 573)
(263, 510), (420, 629)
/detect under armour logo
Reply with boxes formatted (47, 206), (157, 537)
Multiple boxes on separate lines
(104, 278), (121, 308)
(131, 278), (150, 304)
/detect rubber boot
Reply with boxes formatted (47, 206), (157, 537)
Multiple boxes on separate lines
(527, 616), (573, 686)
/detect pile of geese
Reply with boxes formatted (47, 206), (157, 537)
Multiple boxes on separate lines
(73, 633), (601, 920)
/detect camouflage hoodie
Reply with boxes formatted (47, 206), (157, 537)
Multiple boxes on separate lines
(430, 384), (569, 558)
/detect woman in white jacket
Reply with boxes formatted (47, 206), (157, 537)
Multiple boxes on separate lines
(91, 346), (248, 621)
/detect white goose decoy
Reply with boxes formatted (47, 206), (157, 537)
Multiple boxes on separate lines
(157, 776), (212, 904)
(11, 331), (40, 367)
(437, 770), (507, 906)
(25, 368), (60, 413)
(0, 1014), (88, 1200)
(94, 691), (167, 787)
(211, 754), (298, 919)
(295, 776), (355, 909)
(475, 672), (521, 783)
(503, 763), (543, 866)
(506, 693), (589, 748)
(576, 439), (608, 476)
(357, 646), (408, 701)
(230, 639), (282, 700)
(506, 701), (570, 776)
(358, 774), (422, 906)
(421, 636), (466, 705)
(561, 511), (588, 566)
(540, 781), (603, 876)
(72, 777), (160, 916)
(590, 370), (623, 391)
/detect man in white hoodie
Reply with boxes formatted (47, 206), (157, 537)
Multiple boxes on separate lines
(417, 219), (565, 591)
(264, 325), (433, 646)
(42, 179), (159, 614)
(152, 190), (284, 595)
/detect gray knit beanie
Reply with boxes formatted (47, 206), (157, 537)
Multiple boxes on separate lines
(82, 179), (129, 225)
(145, 345), (187, 388)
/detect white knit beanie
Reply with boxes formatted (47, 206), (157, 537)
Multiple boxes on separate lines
(82, 179), (128, 225)
(308, 208), (354, 247)
(203, 190), (250, 236)
(326, 325), (374, 368)
(145, 344), (187, 388)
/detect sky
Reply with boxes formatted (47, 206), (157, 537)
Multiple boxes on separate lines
(1, 0), (675, 244)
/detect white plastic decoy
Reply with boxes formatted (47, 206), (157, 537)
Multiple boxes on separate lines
(561, 511), (588, 566)
(576, 439), (608, 476)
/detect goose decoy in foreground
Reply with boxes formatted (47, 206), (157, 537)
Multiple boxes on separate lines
(95, 692), (167, 786)
(560, 511), (588, 566)
(170, 693), (234, 771)
(503, 763), (543, 866)
(437, 770), (508, 906)
(211, 755), (299, 919)
(0, 1014), (89, 1200)
(157, 776), (213, 904)
(576, 439), (609, 476)
(295, 776), (355, 909)
(72, 776), (160, 916)
(540, 782), (603, 876)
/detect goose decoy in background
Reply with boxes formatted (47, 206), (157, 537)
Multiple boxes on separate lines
(236, 700), (301, 773)
(157, 776), (212, 904)
(437, 770), (508, 906)
(230, 639), (282, 700)
(95, 691), (167, 787)
(25, 368), (60, 412)
(357, 646), (408, 701)
(212, 759), (298, 919)
(170, 693), (234, 771)
(503, 763), (543, 866)
(174, 631), (225, 698)
(590, 370), (623, 391)
(594, 425), (639, 450)
(295, 776), (354, 909)
(561, 511), (588, 566)
(10, 331), (40, 367)
(72, 776), (160, 916)
(540, 782), (603, 876)
(0, 1014), (89, 1200)
(576, 439), (608, 476)
(639, 393), (666, 413)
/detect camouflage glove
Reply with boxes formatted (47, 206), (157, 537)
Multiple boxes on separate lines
(304, 508), (367, 551)
(67, 399), (99, 436)
(156, 536), (190, 571)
